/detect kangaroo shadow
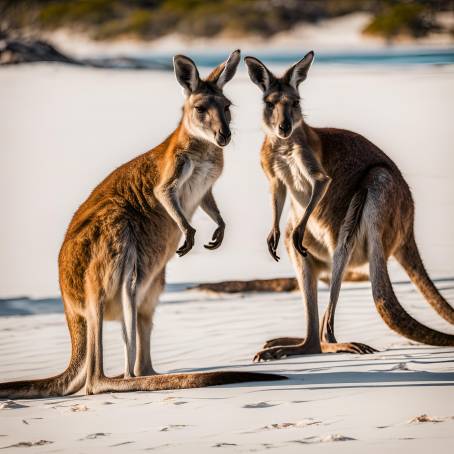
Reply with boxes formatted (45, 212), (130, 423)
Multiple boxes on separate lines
(210, 370), (454, 391)
(168, 347), (454, 391)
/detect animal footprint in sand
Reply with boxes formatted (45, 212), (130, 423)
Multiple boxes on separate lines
(243, 401), (282, 409)
(22, 418), (43, 425)
(293, 434), (356, 444)
(70, 404), (88, 412)
(163, 397), (188, 406)
(159, 425), (189, 432)
(0, 400), (29, 409)
(2, 440), (53, 448)
(81, 433), (111, 440)
(262, 419), (321, 430)
(408, 414), (454, 424)
(110, 441), (135, 447)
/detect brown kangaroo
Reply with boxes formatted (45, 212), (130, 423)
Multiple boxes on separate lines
(0, 50), (284, 398)
(244, 52), (454, 362)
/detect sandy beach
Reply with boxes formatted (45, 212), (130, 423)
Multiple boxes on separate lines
(1, 57), (454, 452)
(1, 280), (454, 452)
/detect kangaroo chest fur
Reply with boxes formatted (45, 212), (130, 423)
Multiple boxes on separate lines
(273, 144), (312, 209)
(178, 149), (223, 217)
(272, 143), (334, 257)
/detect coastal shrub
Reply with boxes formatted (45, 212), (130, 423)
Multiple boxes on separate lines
(0, 0), (449, 41)
(38, 0), (117, 29)
(95, 9), (179, 40)
(363, 3), (436, 39)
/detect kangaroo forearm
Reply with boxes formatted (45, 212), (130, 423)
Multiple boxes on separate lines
(271, 179), (286, 229)
(156, 188), (191, 232)
(292, 140), (330, 227)
(272, 184), (287, 228)
(155, 155), (193, 232)
(201, 190), (225, 227)
(298, 177), (329, 228)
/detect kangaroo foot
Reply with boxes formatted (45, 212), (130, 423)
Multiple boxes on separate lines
(253, 340), (377, 362)
(134, 366), (157, 377)
(320, 325), (377, 353)
(111, 368), (157, 379)
(253, 343), (321, 362)
(263, 337), (305, 348)
(321, 342), (378, 354)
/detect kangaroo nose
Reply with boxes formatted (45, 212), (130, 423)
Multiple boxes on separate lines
(279, 122), (291, 136)
(216, 130), (231, 147)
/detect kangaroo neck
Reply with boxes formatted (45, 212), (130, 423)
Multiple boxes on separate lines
(173, 118), (220, 156)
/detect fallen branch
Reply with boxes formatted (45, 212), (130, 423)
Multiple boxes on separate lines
(191, 278), (298, 293)
(191, 271), (369, 294)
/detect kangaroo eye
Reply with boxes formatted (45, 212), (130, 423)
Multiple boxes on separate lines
(195, 106), (205, 114)
(265, 102), (274, 109)
(293, 100), (300, 108)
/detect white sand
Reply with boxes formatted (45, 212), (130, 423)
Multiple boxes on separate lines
(0, 281), (454, 452)
(1, 61), (454, 452)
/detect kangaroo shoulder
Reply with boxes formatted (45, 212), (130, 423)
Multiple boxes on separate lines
(260, 138), (276, 175)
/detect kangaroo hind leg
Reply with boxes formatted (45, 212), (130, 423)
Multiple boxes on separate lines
(320, 188), (377, 354)
(84, 279), (106, 395)
(135, 269), (165, 376)
(254, 229), (322, 362)
(121, 262), (138, 378)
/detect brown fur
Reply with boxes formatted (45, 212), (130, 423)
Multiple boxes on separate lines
(0, 50), (286, 398)
(245, 53), (454, 362)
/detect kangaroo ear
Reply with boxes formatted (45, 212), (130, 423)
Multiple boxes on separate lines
(244, 56), (274, 93)
(283, 51), (314, 90)
(207, 49), (241, 88)
(173, 55), (200, 95)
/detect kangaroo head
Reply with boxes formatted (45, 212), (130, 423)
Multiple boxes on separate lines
(173, 50), (241, 147)
(244, 51), (314, 139)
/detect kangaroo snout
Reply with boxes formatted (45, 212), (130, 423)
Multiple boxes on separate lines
(278, 121), (292, 138)
(216, 129), (231, 147)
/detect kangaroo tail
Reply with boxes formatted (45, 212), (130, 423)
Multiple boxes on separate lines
(0, 312), (87, 399)
(369, 237), (454, 346)
(394, 233), (454, 324)
(0, 310), (285, 398)
(86, 371), (287, 395)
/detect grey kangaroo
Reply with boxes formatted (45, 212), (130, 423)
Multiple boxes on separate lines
(245, 51), (454, 362)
